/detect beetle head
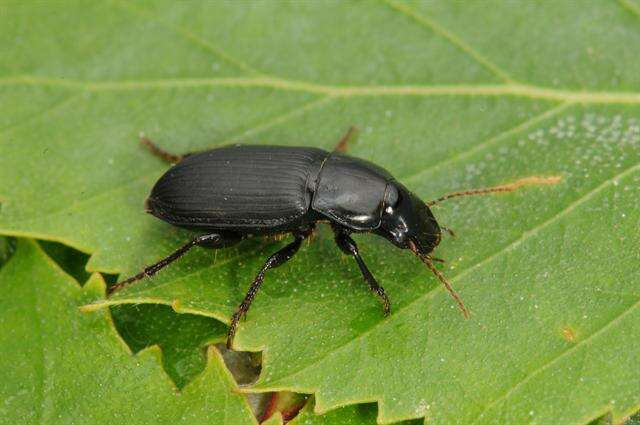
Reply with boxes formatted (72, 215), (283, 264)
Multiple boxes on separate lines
(377, 183), (470, 319)
(377, 182), (441, 256)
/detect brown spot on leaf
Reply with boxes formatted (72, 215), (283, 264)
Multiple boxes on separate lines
(561, 326), (577, 342)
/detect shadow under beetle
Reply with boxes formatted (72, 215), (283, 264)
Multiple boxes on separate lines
(110, 127), (557, 348)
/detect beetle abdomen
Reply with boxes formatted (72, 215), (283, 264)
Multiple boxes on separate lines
(147, 145), (327, 231)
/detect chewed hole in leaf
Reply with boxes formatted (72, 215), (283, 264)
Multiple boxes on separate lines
(39, 240), (92, 284)
(0, 236), (17, 270)
(110, 304), (227, 389)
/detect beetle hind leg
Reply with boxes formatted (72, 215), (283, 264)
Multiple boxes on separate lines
(140, 136), (185, 164)
(334, 230), (391, 316)
(108, 233), (221, 295)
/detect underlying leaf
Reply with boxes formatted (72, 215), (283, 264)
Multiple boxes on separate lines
(39, 240), (91, 284)
(1, 1), (640, 424)
(111, 304), (227, 388)
(29, 240), (221, 389)
(0, 236), (16, 268)
(289, 399), (421, 425)
(290, 402), (379, 425)
(0, 239), (256, 424)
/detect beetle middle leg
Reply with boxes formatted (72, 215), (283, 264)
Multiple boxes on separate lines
(108, 233), (222, 295)
(332, 125), (359, 152)
(227, 229), (311, 348)
(334, 230), (391, 316)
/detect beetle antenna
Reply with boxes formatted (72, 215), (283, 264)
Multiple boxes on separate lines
(427, 176), (561, 207)
(420, 255), (470, 319)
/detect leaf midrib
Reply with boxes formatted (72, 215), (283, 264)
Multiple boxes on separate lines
(4, 75), (640, 104)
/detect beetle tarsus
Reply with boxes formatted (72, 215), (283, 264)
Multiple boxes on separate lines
(226, 311), (243, 349)
(140, 136), (184, 164)
(108, 233), (221, 296)
(334, 230), (392, 317)
(381, 292), (391, 316)
(226, 231), (310, 349)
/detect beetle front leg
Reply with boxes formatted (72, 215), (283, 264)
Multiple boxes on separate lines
(334, 231), (391, 316)
(227, 230), (310, 349)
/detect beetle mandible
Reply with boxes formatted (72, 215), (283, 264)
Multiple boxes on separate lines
(109, 127), (557, 348)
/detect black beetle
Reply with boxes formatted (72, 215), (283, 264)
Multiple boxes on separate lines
(110, 127), (556, 348)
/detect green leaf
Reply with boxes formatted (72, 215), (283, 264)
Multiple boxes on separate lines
(39, 240), (92, 284)
(0, 236), (16, 268)
(111, 304), (227, 388)
(0, 239), (257, 424)
(290, 402), (380, 425)
(1, 1), (640, 424)
(289, 399), (422, 425)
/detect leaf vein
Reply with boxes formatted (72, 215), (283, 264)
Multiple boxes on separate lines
(4, 75), (640, 105)
(402, 102), (572, 185)
(215, 95), (335, 145)
(111, 0), (264, 76)
(0, 94), (83, 138)
(382, 0), (515, 83)
(618, 0), (640, 20)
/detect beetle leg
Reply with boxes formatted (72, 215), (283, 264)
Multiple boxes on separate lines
(332, 125), (359, 152)
(140, 136), (185, 164)
(334, 231), (391, 316)
(108, 233), (221, 295)
(227, 231), (309, 349)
